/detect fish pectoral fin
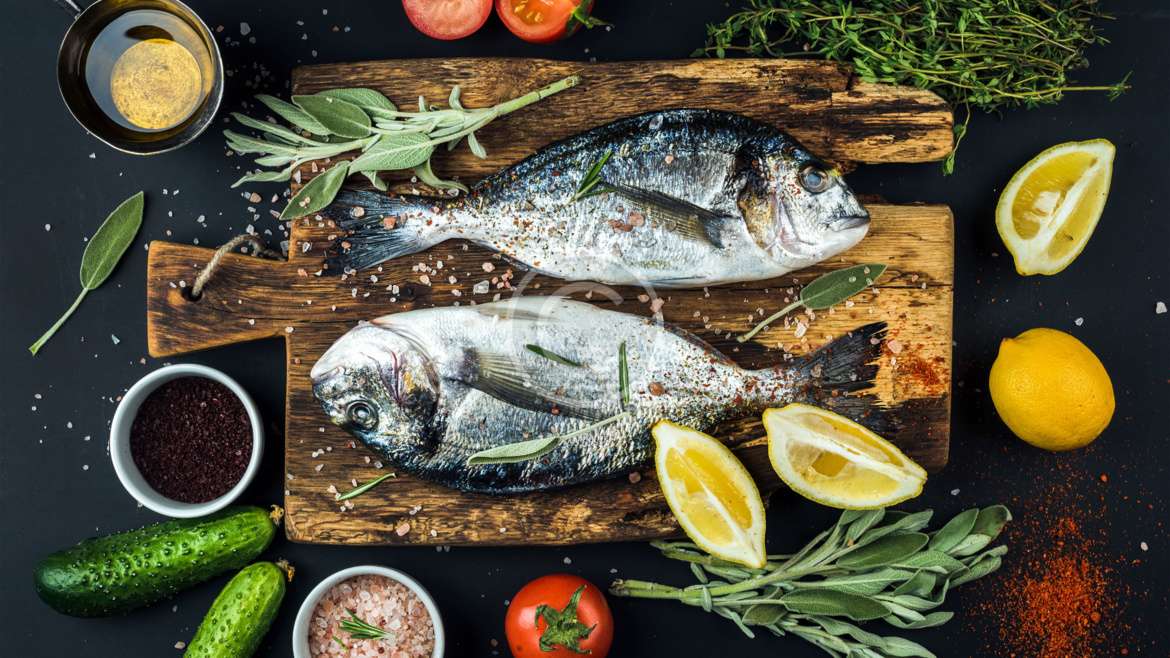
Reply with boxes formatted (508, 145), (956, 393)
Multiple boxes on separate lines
(463, 350), (607, 421)
(605, 181), (728, 248)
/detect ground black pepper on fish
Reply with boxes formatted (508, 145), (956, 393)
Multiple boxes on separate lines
(322, 109), (870, 288)
(311, 297), (887, 493)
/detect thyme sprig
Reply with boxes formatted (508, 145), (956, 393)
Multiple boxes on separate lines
(226, 75), (579, 218)
(697, 0), (1130, 172)
(612, 506), (1012, 657)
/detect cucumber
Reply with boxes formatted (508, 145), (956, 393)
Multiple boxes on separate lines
(34, 506), (280, 617)
(184, 561), (291, 658)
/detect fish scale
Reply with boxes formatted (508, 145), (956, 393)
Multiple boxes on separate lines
(311, 297), (888, 493)
(322, 109), (870, 288)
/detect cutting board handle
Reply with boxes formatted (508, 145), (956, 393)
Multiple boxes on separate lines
(146, 240), (299, 357)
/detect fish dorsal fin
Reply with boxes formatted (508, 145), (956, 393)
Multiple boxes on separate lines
(605, 181), (728, 248)
(461, 349), (607, 421)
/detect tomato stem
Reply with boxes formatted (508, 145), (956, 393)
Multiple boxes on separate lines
(571, 3), (610, 29)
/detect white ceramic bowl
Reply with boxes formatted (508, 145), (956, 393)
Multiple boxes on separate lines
(293, 565), (445, 658)
(109, 363), (264, 518)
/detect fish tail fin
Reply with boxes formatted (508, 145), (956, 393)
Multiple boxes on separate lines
(321, 189), (449, 273)
(752, 322), (890, 428)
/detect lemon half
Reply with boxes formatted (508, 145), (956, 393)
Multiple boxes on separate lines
(996, 139), (1114, 275)
(763, 404), (926, 510)
(652, 420), (766, 568)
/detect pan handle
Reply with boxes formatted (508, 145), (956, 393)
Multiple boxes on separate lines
(51, 0), (87, 18)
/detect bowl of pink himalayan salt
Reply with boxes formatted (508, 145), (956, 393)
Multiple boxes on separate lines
(293, 565), (443, 658)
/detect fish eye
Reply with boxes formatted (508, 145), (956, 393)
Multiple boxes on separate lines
(346, 400), (378, 429)
(799, 164), (832, 194)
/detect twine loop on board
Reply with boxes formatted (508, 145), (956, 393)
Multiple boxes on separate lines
(189, 234), (281, 300)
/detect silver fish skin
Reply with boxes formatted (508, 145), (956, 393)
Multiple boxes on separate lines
(311, 297), (886, 493)
(322, 109), (869, 288)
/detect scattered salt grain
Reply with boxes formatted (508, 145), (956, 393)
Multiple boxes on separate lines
(1140, 541), (1149, 551)
(239, 22), (251, 35)
(1157, 302), (1167, 315)
(175, 641), (186, 649)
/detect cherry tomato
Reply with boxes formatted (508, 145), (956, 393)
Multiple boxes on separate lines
(505, 574), (613, 657)
(402, 0), (493, 41)
(495, 0), (609, 44)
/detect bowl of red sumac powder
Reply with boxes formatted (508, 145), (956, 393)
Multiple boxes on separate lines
(110, 364), (263, 517)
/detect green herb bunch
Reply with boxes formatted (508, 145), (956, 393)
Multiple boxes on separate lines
(697, 0), (1130, 172)
(612, 506), (1011, 658)
(225, 75), (578, 219)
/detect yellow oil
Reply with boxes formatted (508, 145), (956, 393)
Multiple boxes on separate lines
(82, 9), (212, 133)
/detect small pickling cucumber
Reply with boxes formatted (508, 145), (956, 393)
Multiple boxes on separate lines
(184, 561), (292, 658)
(34, 506), (281, 617)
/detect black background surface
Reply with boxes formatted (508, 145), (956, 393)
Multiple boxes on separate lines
(1, 2), (1167, 656)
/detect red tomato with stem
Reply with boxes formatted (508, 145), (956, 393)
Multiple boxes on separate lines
(505, 574), (614, 657)
(402, 0), (493, 41)
(495, 0), (609, 44)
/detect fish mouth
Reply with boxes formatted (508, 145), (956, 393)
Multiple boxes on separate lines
(827, 211), (871, 232)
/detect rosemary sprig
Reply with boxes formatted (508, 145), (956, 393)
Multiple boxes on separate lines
(573, 150), (613, 201)
(526, 344), (583, 367)
(697, 0), (1130, 172)
(337, 472), (397, 501)
(612, 506), (1012, 658)
(339, 610), (396, 643)
(226, 75), (580, 218)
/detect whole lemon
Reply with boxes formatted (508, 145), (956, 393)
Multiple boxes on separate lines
(988, 328), (1114, 451)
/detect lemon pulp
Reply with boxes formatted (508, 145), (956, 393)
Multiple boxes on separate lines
(652, 420), (766, 568)
(764, 404), (926, 509)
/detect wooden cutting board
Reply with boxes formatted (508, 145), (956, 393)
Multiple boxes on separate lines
(146, 58), (954, 546)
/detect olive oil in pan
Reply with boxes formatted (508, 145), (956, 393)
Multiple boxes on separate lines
(80, 9), (212, 134)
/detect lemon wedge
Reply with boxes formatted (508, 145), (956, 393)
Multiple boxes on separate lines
(996, 139), (1114, 275)
(763, 404), (926, 509)
(651, 420), (766, 568)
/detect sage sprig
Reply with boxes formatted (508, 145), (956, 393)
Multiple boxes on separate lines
(739, 263), (886, 343)
(466, 412), (632, 466)
(611, 506), (1012, 658)
(30, 192), (145, 355)
(226, 76), (580, 219)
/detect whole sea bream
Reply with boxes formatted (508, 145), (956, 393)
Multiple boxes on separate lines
(311, 297), (886, 493)
(322, 109), (870, 287)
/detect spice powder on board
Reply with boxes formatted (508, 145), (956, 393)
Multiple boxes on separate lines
(130, 376), (252, 503)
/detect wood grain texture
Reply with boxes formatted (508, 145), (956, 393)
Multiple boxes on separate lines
(145, 58), (954, 546)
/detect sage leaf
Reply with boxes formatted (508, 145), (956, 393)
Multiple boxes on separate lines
(363, 170), (389, 192)
(739, 263), (887, 342)
(467, 131), (487, 159)
(950, 555), (1002, 587)
(467, 436), (561, 466)
(231, 112), (320, 145)
(413, 159), (469, 194)
(814, 618), (936, 658)
(801, 263), (887, 310)
(255, 154), (297, 167)
(844, 509), (886, 543)
(30, 192), (144, 355)
(891, 571), (937, 597)
(791, 568), (906, 596)
(883, 611), (953, 630)
(526, 344), (582, 367)
(225, 130), (300, 156)
(256, 93), (330, 135)
(293, 94), (372, 139)
(892, 550), (965, 573)
(349, 132), (434, 173)
(780, 590), (888, 621)
(971, 505), (1012, 541)
(947, 532), (994, 557)
(281, 161), (350, 220)
(742, 604), (786, 626)
(337, 472), (396, 501)
(928, 508), (979, 553)
(838, 533), (930, 569)
(232, 163), (298, 188)
(319, 88), (397, 114)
